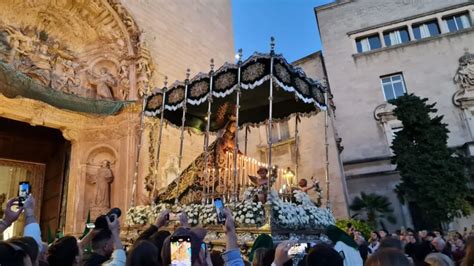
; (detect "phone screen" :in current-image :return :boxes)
[288,243,308,256]
[19,182,30,198]
[214,198,225,224]
[170,236,192,266]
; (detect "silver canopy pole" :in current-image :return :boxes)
[233,49,243,203]
[153,77,168,195]
[131,95,147,207]
[267,37,275,181]
[176,69,190,204]
[204,59,214,203]
[295,114,300,180]
[323,92,330,208]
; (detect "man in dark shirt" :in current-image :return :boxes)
[83,229,114,266]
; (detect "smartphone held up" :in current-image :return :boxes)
[214,198,226,224]
[18,181,31,207]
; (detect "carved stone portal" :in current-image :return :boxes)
[0,0,154,100]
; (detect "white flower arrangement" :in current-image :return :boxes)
[270,189,335,230]
[125,205,153,226]
[126,188,334,230]
[233,200,264,226]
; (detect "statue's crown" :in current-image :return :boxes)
[459,51,474,63]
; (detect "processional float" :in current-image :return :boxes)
[134,38,330,207]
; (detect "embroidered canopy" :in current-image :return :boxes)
[144,52,327,132]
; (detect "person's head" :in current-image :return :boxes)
[419,230,428,240]
[7,237,39,266]
[426,232,437,242]
[149,230,171,265]
[91,229,113,257]
[298,179,308,188]
[432,237,446,252]
[379,236,403,251]
[210,250,224,266]
[379,229,388,239]
[257,167,268,178]
[252,248,269,266]
[370,231,381,241]
[261,248,276,266]
[424,252,454,266]
[306,244,343,266]
[406,231,416,243]
[365,248,411,266]
[453,232,463,241]
[249,234,273,262]
[354,233,366,245]
[126,240,158,266]
[0,241,32,266]
[47,236,81,266]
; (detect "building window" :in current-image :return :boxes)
[443,13,471,32]
[380,74,407,101]
[269,121,290,143]
[356,34,382,53]
[412,20,440,40]
[383,27,410,46]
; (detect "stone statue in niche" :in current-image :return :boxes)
[454,51,474,90]
[87,160,114,215]
[88,68,117,100]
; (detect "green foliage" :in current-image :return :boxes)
[336,219,373,239]
[390,94,472,228]
[349,192,396,229]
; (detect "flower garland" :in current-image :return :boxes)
[126,187,334,229]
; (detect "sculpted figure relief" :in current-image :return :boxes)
[88,67,117,100]
[87,160,114,209]
[454,52,474,90]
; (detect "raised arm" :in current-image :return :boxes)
[221,208,244,266]
[0,197,23,234]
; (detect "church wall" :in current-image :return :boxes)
[121,0,235,84]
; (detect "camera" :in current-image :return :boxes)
[94,208,121,230]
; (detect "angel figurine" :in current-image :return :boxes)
[248,166,269,203]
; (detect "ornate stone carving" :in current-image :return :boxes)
[0,0,154,100]
[454,51,474,108]
[374,103,396,123]
[454,52,474,89]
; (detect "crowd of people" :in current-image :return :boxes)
[0,194,473,266]
[347,223,474,266]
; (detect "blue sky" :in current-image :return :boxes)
[232,0,333,63]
